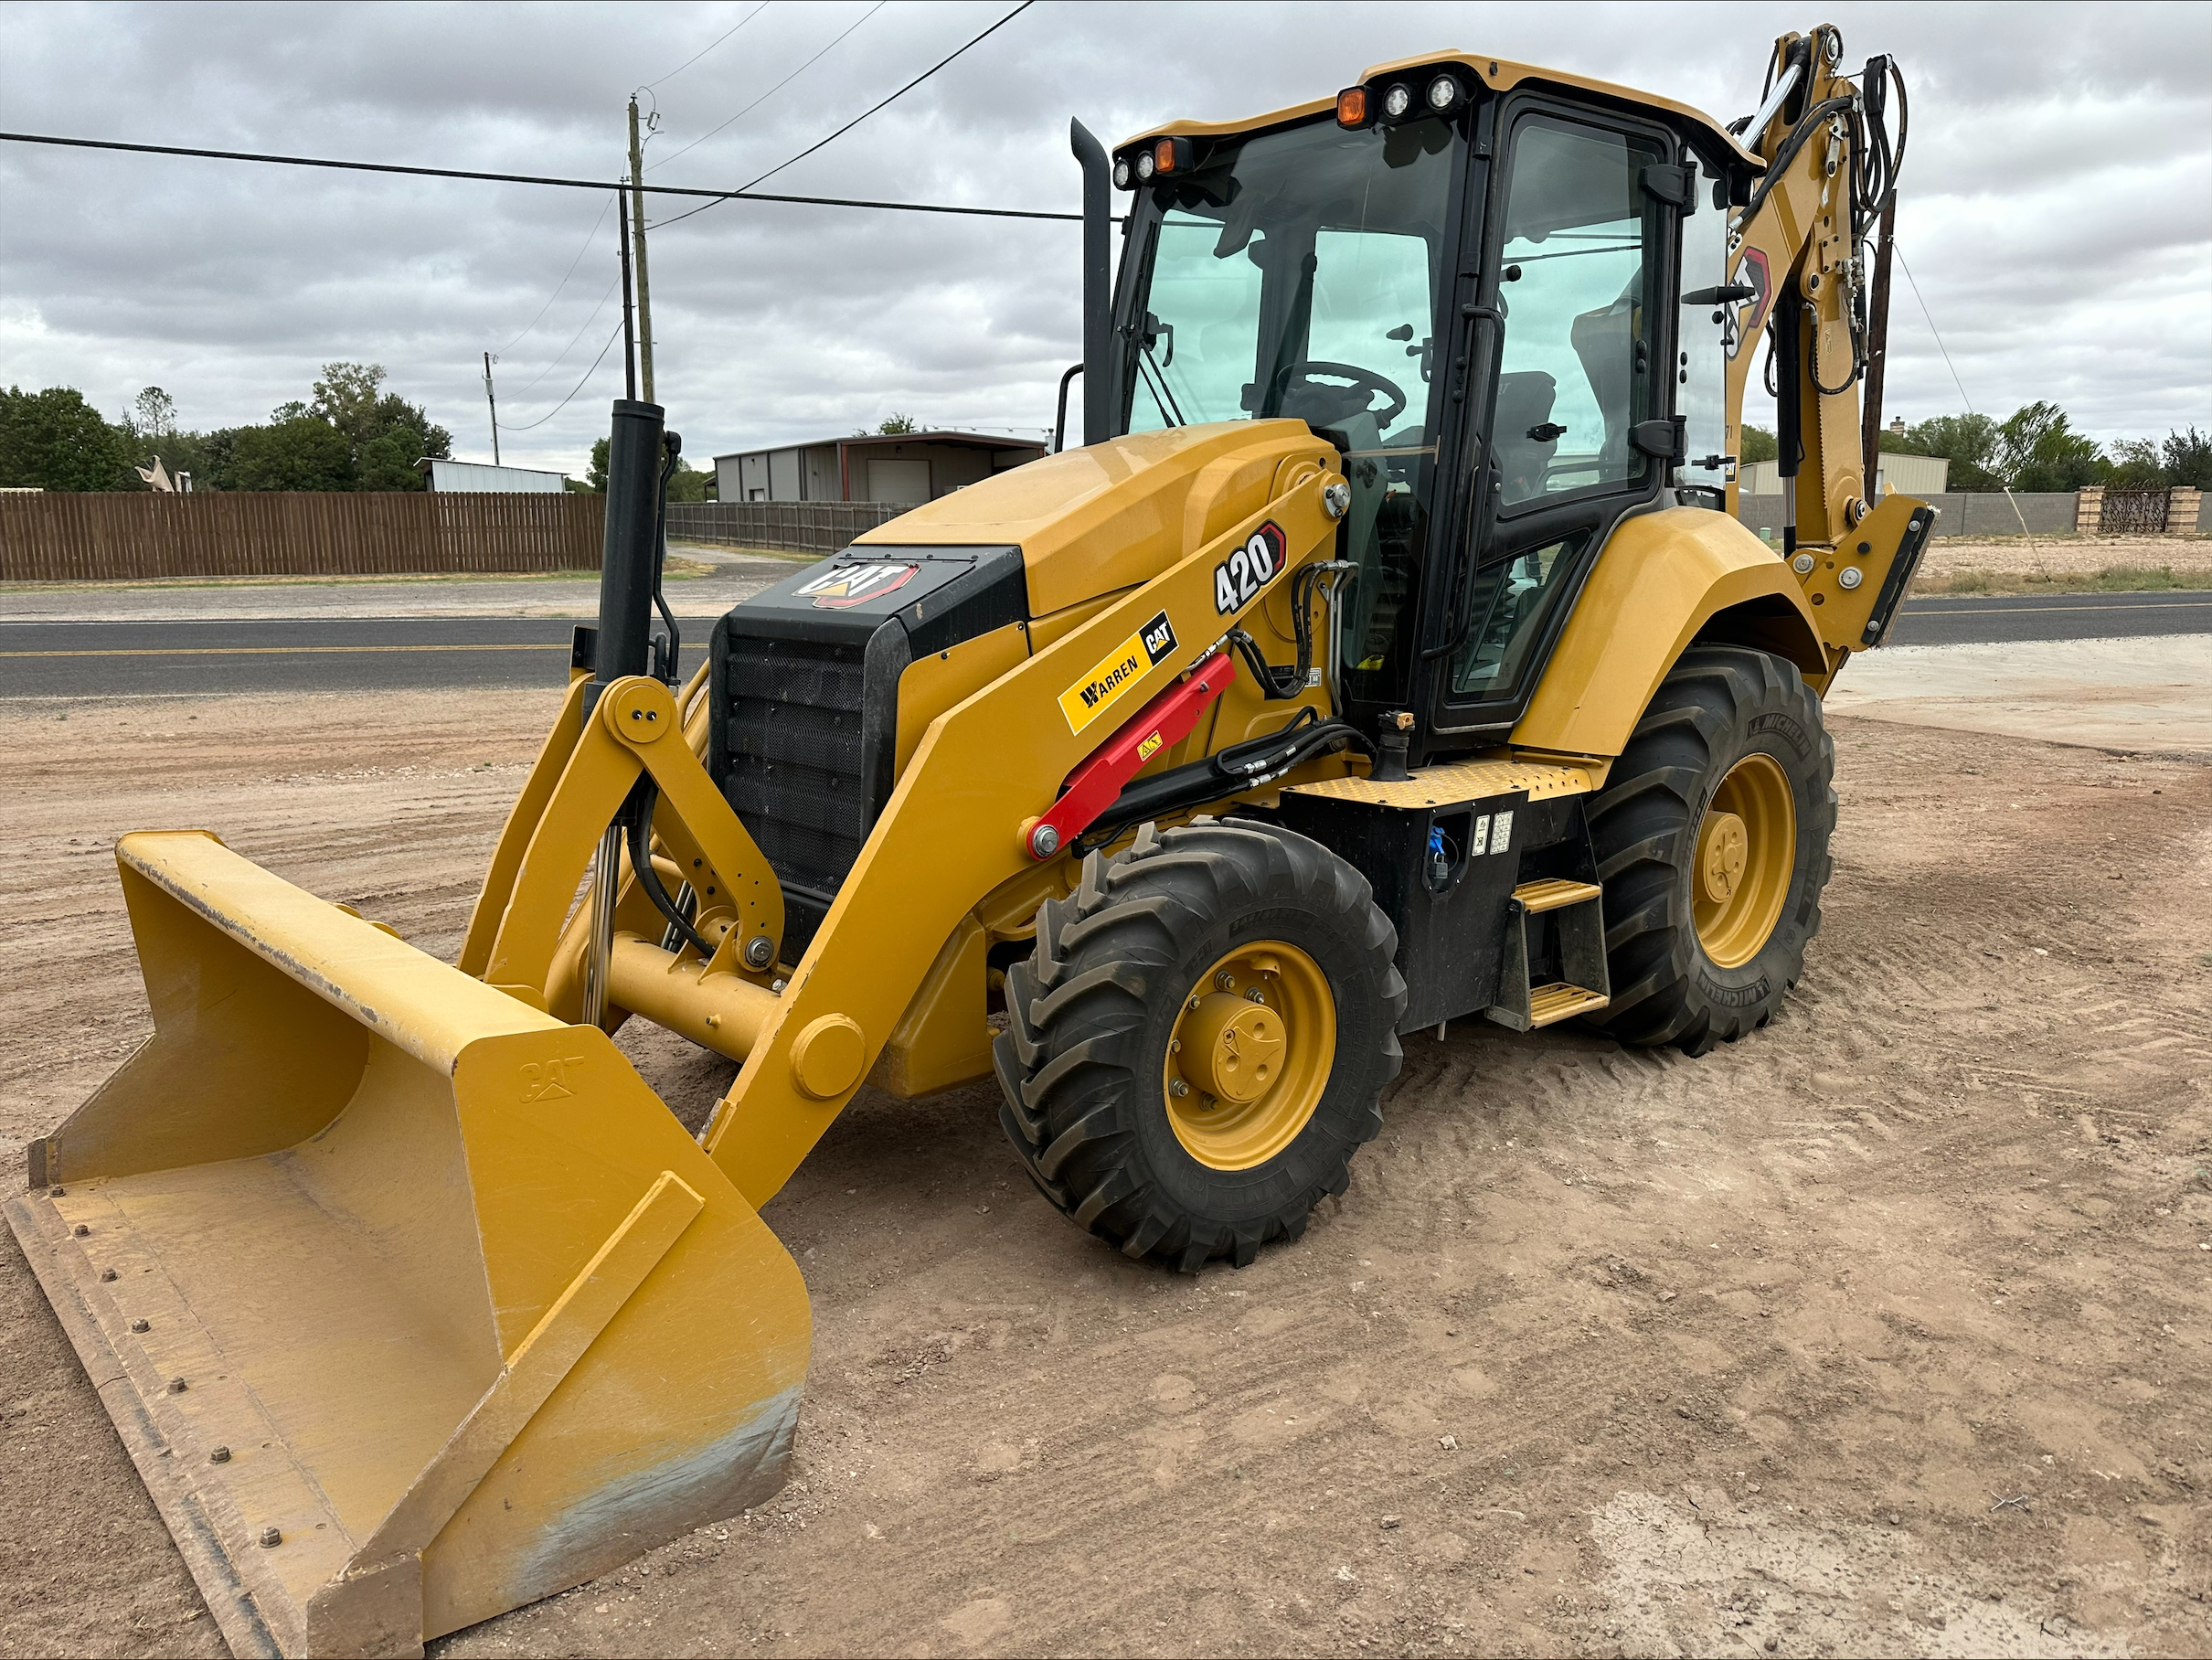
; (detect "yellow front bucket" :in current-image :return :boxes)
[5,830,810,1658]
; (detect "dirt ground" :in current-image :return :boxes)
[1,687,2207,1660]
[1914,535,2212,586]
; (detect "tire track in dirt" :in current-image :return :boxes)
[1,699,2207,1658]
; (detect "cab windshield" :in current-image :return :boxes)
[1122,115,1460,704]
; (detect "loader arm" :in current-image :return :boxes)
[703,449,1343,1202]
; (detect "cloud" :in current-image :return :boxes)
[1,0,2205,476]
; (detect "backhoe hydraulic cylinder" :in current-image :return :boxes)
[592,397,667,713]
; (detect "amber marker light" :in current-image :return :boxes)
[1153,137,1177,176]
[1335,87,1367,127]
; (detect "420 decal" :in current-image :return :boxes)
[1213,522,1289,615]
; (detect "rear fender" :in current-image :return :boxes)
[1511,507,1827,760]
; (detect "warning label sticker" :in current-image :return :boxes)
[1058,610,1177,734]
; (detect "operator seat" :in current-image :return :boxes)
[1494,371,1561,501]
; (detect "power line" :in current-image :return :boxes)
[502,318,628,431]
[0,129,1084,222]
[650,2,886,175]
[1892,240,1974,412]
[751,0,1031,191]
[509,271,623,396]
[496,195,614,355]
[643,1,771,90]
[652,0,1036,234]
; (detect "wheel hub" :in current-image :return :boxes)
[1697,811,1749,903]
[1692,752,1797,969]
[1175,995,1285,1104]
[1162,942,1336,1170]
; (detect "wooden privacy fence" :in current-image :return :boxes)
[0,491,607,582]
[666,500,913,556]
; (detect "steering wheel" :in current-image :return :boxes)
[1269,360,1408,429]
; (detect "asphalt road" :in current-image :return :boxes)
[0,617,692,697]
[0,590,2204,698]
[1879,589,2212,647]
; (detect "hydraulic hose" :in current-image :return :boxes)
[626,782,717,961]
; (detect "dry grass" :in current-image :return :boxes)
[1912,562,2204,597]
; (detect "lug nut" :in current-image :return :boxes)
[209,1446,231,1464]
[129,1318,150,1334]
[258,1527,282,1548]
[1246,987,1267,1005]
[1169,1079,1189,1098]
[1216,971,1236,990]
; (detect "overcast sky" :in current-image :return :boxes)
[3,0,2207,476]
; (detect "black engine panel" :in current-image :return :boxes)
[709,545,1026,961]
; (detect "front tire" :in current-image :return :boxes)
[994,820,1405,1272]
[1585,645,1834,1054]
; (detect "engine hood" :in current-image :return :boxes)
[855,420,1329,617]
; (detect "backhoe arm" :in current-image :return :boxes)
[1726,23,1931,663]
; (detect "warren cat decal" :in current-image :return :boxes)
[1213,522,1288,614]
[794,561,920,610]
[1058,610,1179,735]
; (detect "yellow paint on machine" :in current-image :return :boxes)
[1059,627,1154,733]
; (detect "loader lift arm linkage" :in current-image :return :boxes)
[7,24,1929,1657]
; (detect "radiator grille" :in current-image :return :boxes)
[720,633,877,957]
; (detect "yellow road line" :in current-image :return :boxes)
[0,644,568,659]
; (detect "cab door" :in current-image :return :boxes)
[1424,99,1684,740]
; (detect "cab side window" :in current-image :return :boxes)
[1443,111,1669,714]
[1491,117,1667,509]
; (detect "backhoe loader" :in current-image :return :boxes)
[8,25,1925,1656]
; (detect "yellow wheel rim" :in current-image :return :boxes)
[1162,941,1335,1171]
[1693,751,1796,969]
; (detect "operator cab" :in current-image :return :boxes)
[1107,57,1753,760]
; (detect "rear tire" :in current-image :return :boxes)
[994,819,1405,1272]
[1585,645,1834,1054]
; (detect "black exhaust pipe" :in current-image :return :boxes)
[1070,119,1112,448]
[590,397,665,715]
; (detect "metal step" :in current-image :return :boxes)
[1526,981,1611,1027]
[1512,878,1602,913]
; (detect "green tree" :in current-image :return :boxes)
[1994,401,2101,493]
[229,416,355,491]
[581,437,709,498]
[1739,424,1777,464]
[877,412,920,435]
[0,385,135,490]
[130,386,177,442]
[2100,437,2165,490]
[305,362,452,490]
[2163,427,2211,489]
[1884,412,2002,491]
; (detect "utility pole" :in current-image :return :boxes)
[483,351,501,465]
[627,96,656,404]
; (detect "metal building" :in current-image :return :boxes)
[416,459,569,493]
[713,431,1045,505]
